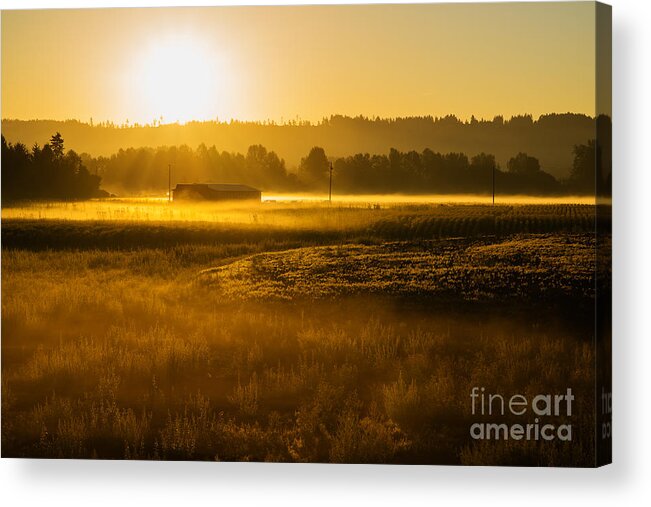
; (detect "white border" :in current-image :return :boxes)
[1,1,650,505]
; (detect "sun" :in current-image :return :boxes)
[134,35,222,124]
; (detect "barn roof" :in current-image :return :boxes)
[175,183,260,192]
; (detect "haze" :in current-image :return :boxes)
[2,2,597,125]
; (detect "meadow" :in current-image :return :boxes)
[1,199,609,465]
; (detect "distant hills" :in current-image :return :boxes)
[1,113,598,179]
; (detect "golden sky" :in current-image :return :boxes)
[1,2,597,124]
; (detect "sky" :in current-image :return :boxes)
[1,2,597,124]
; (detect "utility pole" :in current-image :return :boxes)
[168,164,172,203]
[329,162,333,204]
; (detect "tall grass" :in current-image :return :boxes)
[1,203,603,465]
[2,241,596,464]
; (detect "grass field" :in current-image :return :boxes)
[1,200,609,465]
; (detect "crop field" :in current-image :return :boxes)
[1,200,609,465]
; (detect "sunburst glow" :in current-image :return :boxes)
[133,35,222,124]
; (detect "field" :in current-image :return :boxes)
[1,199,609,465]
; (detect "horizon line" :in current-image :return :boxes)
[1,111,600,128]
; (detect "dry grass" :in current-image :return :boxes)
[1,203,601,465]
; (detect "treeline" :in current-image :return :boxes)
[1,119,611,199]
[328,144,609,196]
[1,113,602,178]
[334,150,560,195]
[2,133,104,201]
[83,144,299,195]
[84,139,609,196]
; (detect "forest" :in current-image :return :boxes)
[1,133,610,200]
[1,133,105,201]
[1,113,609,180]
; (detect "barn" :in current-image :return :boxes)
[172,183,261,202]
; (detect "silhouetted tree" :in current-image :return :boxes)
[502,152,558,194]
[468,153,497,195]
[570,140,597,194]
[50,132,65,159]
[299,147,329,188]
[507,153,541,175]
[1,133,102,200]
[246,145,289,187]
